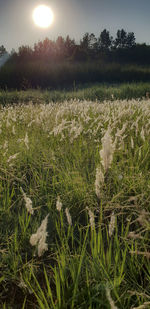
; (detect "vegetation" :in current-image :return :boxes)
[1,28,150,89]
[0,98,150,308]
[0,82,150,106]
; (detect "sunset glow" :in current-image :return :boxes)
[32,5,54,28]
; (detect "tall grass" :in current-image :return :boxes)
[0,82,150,106]
[0,99,150,308]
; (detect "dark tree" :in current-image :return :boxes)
[0,45,7,57]
[55,36,66,59]
[18,45,33,60]
[126,32,136,48]
[64,35,76,57]
[80,33,90,50]
[34,38,56,60]
[80,32,97,50]
[98,29,113,51]
[114,29,127,49]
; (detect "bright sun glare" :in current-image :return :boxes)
[32,5,54,28]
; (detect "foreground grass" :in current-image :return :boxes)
[0,82,150,106]
[0,99,150,308]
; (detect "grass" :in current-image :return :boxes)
[0,98,150,308]
[0,82,150,106]
[1,60,150,89]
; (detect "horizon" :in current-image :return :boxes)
[0,0,150,52]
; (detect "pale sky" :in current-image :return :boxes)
[0,0,150,52]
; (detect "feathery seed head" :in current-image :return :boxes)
[100,128,115,172]
[20,187,34,215]
[106,285,118,309]
[86,207,95,230]
[109,211,116,237]
[30,214,49,257]
[95,165,104,198]
[56,196,62,212]
[65,207,72,226]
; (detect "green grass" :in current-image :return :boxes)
[1,60,150,89]
[0,98,150,308]
[0,82,150,106]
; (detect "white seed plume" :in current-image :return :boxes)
[12,125,16,135]
[56,196,62,212]
[100,128,115,172]
[106,286,118,309]
[140,127,145,141]
[116,123,127,138]
[38,233,48,257]
[24,132,29,149]
[132,302,150,309]
[109,211,116,237]
[7,152,19,163]
[6,118,10,128]
[3,141,8,150]
[20,187,34,215]
[65,207,72,226]
[86,207,95,230]
[30,214,49,257]
[131,136,134,149]
[95,165,104,198]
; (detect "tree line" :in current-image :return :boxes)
[1,28,150,64]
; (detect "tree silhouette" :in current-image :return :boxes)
[64,35,76,57]
[98,29,112,51]
[18,45,33,60]
[114,29,127,49]
[0,45,7,57]
[126,32,136,48]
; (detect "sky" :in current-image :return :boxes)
[0,0,150,52]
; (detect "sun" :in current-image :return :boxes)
[32,5,54,28]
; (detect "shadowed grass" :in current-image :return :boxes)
[0,82,150,106]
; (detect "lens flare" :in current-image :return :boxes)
[33,5,54,28]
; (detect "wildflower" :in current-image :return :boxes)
[100,128,115,172]
[106,285,118,309]
[109,211,115,237]
[86,207,95,230]
[56,196,62,212]
[65,207,72,226]
[30,214,49,257]
[95,165,104,198]
[20,187,34,215]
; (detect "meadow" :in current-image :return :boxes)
[0,96,150,308]
[0,82,150,106]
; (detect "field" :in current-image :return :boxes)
[0,82,150,106]
[0,92,150,308]
[1,60,150,90]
